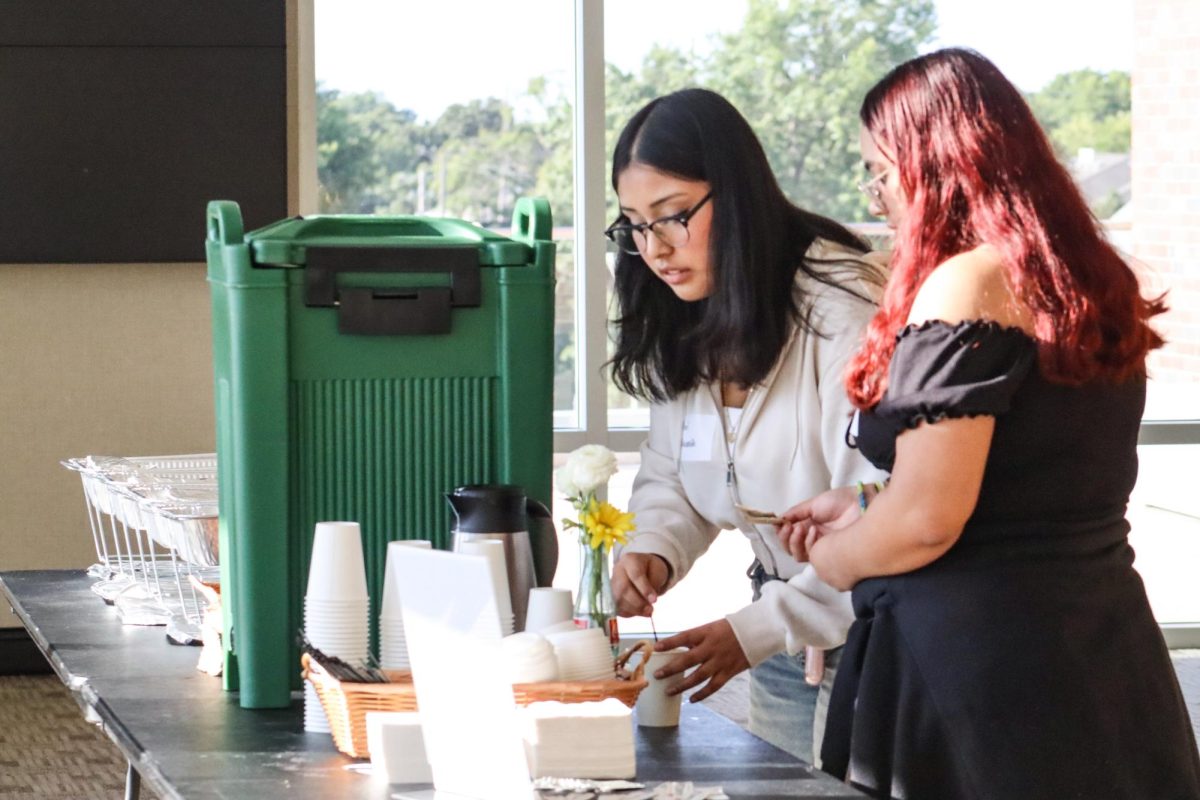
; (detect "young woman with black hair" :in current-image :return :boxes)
[606,87,888,764]
[779,49,1200,798]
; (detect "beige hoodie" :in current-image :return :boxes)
[617,241,889,667]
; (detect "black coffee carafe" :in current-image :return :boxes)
[445,484,558,632]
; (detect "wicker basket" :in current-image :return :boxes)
[302,639,654,759]
[302,656,417,757]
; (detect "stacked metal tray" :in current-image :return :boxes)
[61,454,219,642]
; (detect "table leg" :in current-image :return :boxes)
[124,761,141,800]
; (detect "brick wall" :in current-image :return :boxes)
[1133,0,1200,411]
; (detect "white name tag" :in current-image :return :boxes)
[680,413,717,462]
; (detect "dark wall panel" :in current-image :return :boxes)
[0,1,284,46]
[0,3,287,264]
[0,47,287,263]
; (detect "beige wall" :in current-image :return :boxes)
[0,0,314,631]
[0,263,214,625]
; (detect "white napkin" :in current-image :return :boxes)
[519,699,636,779]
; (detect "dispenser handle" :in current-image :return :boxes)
[526,498,558,587]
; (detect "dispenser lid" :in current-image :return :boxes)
[243,215,534,268]
[447,484,529,533]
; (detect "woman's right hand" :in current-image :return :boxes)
[611,552,670,617]
[777,486,863,562]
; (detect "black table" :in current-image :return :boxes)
[1,569,865,799]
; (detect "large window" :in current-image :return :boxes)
[313,0,1198,640]
[313,0,579,426]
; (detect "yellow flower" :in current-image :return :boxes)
[580,498,636,552]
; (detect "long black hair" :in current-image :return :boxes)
[608,87,875,402]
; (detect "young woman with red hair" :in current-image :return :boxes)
[778,49,1200,799]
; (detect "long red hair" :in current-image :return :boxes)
[845,48,1165,409]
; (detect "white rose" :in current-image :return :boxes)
[556,444,618,498]
[554,462,582,499]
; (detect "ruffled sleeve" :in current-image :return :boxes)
[879,319,1037,426]
[855,320,1037,469]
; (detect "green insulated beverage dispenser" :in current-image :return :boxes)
[205,199,555,708]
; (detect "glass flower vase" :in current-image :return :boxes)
[573,542,618,650]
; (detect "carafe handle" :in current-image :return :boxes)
[526,498,558,587]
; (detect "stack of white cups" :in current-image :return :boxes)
[523,587,575,635]
[500,632,559,683]
[457,540,514,636]
[304,521,370,733]
[544,628,615,681]
[378,539,432,671]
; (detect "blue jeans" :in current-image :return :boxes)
[746,561,842,765]
[748,646,840,766]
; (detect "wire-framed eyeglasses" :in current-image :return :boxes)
[856,169,891,202]
[604,192,713,256]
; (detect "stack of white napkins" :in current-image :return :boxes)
[518,699,637,779]
[366,711,433,785]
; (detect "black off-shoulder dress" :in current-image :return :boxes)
[821,320,1200,800]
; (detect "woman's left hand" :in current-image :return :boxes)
[651,619,750,702]
[777,485,860,562]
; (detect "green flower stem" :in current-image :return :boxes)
[586,542,606,629]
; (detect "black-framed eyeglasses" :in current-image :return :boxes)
[604,192,713,256]
[856,169,891,202]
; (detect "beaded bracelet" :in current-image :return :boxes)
[856,480,887,512]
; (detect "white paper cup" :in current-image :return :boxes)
[305,592,369,659]
[546,628,613,681]
[304,601,371,618]
[501,633,559,683]
[306,521,368,601]
[304,606,369,634]
[305,597,371,609]
[380,539,433,619]
[523,587,573,633]
[635,649,687,727]
[378,542,432,671]
[458,540,514,635]
[304,682,332,733]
